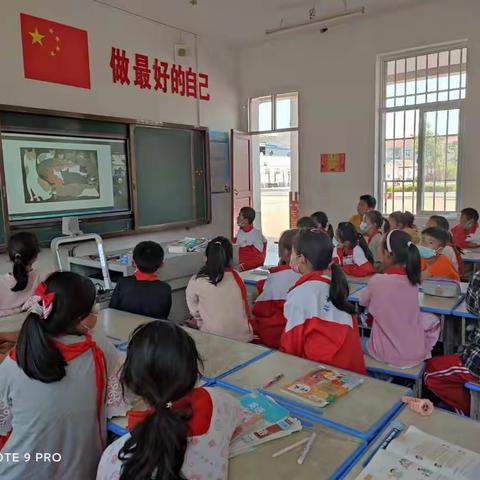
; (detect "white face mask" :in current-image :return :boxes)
[332,237,339,247]
[359,222,369,233]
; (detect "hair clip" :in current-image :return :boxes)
[165,401,173,409]
[407,241,413,247]
[214,241,222,245]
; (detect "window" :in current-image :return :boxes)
[379,45,467,214]
[249,92,298,132]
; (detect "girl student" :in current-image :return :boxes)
[97,321,244,480]
[251,229,301,348]
[332,222,376,277]
[359,230,440,367]
[0,271,126,480]
[388,211,421,244]
[280,229,366,375]
[363,210,389,268]
[310,211,334,238]
[186,236,253,342]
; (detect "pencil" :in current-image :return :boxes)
[297,432,317,465]
[263,374,285,389]
[271,437,309,458]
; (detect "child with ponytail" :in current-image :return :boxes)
[310,211,334,238]
[280,230,366,374]
[97,321,244,480]
[363,211,388,268]
[0,271,126,480]
[333,222,376,277]
[186,237,253,342]
[359,230,440,367]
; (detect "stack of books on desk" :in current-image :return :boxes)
[167,238,209,254]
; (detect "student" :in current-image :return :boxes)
[426,215,464,275]
[363,210,388,268]
[109,241,172,319]
[388,211,420,244]
[349,194,376,232]
[296,216,316,229]
[186,237,253,342]
[388,211,404,230]
[451,207,480,249]
[251,229,301,348]
[97,321,243,480]
[359,230,440,367]
[280,230,366,374]
[333,222,376,277]
[420,227,460,281]
[234,206,267,271]
[310,211,334,238]
[0,272,125,480]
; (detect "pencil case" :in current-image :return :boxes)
[422,277,461,298]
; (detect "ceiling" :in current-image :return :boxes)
[95,0,438,47]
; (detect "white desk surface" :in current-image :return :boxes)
[345,407,480,479]
[98,308,269,379]
[345,274,375,285]
[221,351,406,436]
[462,249,480,263]
[364,355,424,377]
[0,312,25,333]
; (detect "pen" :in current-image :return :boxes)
[297,432,317,465]
[263,374,285,389]
[271,437,309,458]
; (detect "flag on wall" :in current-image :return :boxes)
[20,13,91,89]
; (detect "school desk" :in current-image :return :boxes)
[218,350,408,441]
[465,382,480,421]
[97,308,271,379]
[452,299,478,345]
[0,312,25,333]
[344,406,480,479]
[462,249,480,264]
[344,274,375,286]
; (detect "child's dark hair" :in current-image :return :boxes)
[360,194,377,209]
[403,211,416,228]
[278,229,298,264]
[310,211,334,238]
[337,222,374,264]
[119,321,202,480]
[422,226,450,248]
[15,271,96,383]
[197,236,232,285]
[389,211,405,227]
[239,206,256,224]
[8,232,40,292]
[384,230,421,285]
[296,216,316,229]
[429,215,450,232]
[365,210,388,232]
[293,230,355,315]
[133,241,164,274]
[461,208,479,223]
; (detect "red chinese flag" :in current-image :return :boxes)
[20,13,91,89]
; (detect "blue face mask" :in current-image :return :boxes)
[359,222,368,233]
[418,245,437,259]
[332,238,339,247]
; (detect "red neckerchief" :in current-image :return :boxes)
[269,264,292,274]
[127,388,213,437]
[241,224,254,233]
[367,229,379,245]
[383,266,407,275]
[225,267,253,326]
[335,246,353,265]
[134,271,159,282]
[9,332,107,447]
[290,271,328,292]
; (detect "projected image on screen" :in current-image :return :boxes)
[21,148,101,203]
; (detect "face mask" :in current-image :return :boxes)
[418,245,437,259]
[332,238,339,247]
[359,222,369,233]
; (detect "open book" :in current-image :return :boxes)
[356,425,480,480]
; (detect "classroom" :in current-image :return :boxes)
[0,0,479,479]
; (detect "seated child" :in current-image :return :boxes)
[332,222,376,277]
[251,229,301,348]
[420,227,460,281]
[310,211,334,238]
[360,230,440,367]
[426,215,464,275]
[296,216,316,229]
[280,230,366,374]
[109,241,172,319]
[186,237,253,342]
[451,207,480,249]
[235,206,267,271]
[363,210,388,268]
[0,272,125,480]
[97,321,243,480]
[349,194,376,232]
[388,211,420,244]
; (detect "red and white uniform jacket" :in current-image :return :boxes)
[332,245,375,277]
[280,272,366,375]
[235,225,267,271]
[251,265,301,348]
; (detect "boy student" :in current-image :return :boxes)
[452,207,480,249]
[109,241,172,319]
[235,206,267,271]
[349,194,376,232]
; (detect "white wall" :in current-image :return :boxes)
[0,0,240,273]
[238,0,480,228]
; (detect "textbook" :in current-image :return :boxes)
[356,425,480,480]
[229,391,302,458]
[167,238,209,254]
[281,367,363,407]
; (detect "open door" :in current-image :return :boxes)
[231,130,252,239]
